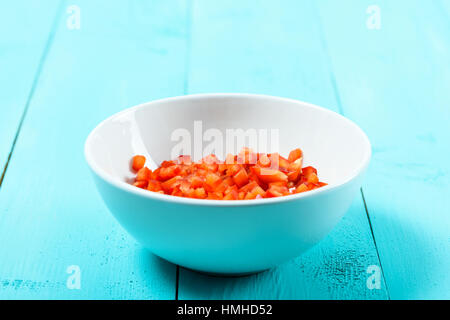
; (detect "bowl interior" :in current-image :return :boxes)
[86,94,370,188]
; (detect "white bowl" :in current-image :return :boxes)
[85,94,371,275]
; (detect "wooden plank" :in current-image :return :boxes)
[178,0,388,300]
[0,0,189,299]
[0,0,62,179]
[316,0,450,299]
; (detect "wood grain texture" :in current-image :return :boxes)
[1,0,447,300]
[0,0,189,299]
[316,0,450,299]
[0,0,62,177]
[178,0,388,300]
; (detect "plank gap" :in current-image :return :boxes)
[360,188,391,299]
[0,0,65,189]
[175,265,180,300]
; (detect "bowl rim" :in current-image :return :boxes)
[84,93,371,207]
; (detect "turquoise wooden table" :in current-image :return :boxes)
[0,0,449,300]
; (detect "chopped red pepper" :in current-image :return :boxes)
[132,155,146,171]
[130,148,326,199]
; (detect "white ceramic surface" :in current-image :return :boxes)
[85,94,371,274]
